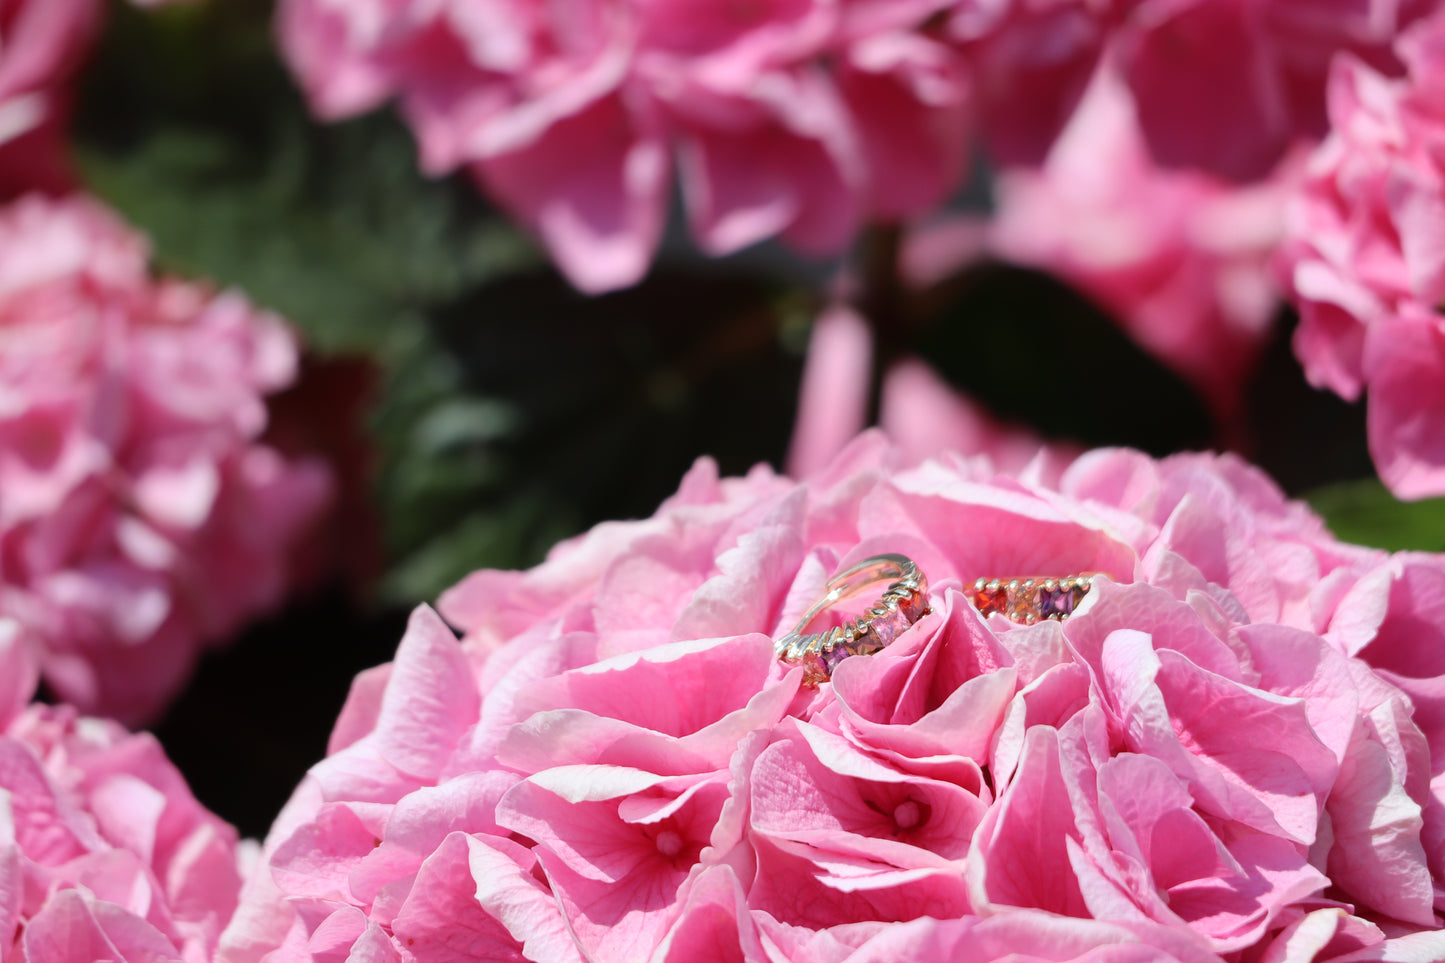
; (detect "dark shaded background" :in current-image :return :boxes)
[67,0,1428,838]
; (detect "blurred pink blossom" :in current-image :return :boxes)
[0,0,104,197]
[948,0,1113,168]
[0,194,330,725]
[274,0,1434,293]
[987,66,1297,426]
[1110,0,1433,182]
[1280,10,1445,498]
[0,621,246,962]
[224,437,1445,961]
[0,0,199,199]
[958,0,1434,181]
[787,305,873,477]
[277,0,971,293]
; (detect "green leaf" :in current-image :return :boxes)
[380,500,578,606]
[915,262,1213,455]
[1306,480,1445,553]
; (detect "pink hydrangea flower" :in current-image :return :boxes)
[988,66,1297,427]
[276,0,970,293]
[1280,11,1445,498]
[0,194,330,725]
[0,620,247,962]
[226,435,1445,961]
[1109,0,1433,182]
[947,0,1114,168]
[956,0,1432,182]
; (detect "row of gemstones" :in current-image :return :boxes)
[970,575,1094,624]
[796,579,930,686]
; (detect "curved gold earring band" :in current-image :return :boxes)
[776,553,930,686]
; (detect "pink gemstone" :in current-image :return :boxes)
[800,651,829,686]
[868,609,909,648]
[1007,584,1040,622]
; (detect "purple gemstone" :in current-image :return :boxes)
[822,645,852,675]
[1039,585,1074,619]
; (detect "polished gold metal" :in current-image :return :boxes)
[776,554,929,685]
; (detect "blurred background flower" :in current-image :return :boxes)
[1279,10,1445,499]
[987,66,1298,436]
[278,0,971,292]
[0,0,104,198]
[0,194,330,725]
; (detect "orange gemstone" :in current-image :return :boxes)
[1007,583,1040,622]
[898,590,928,622]
[972,586,1007,616]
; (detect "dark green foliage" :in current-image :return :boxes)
[1308,481,1445,553]
[915,262,1213,455]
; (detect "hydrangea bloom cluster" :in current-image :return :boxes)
[960,0,1432,181]
[225,435,1445,962]
[0,621,246,961]
[278,0,1433,297]
[277,0,973,293]
[1280,12,1445,500]
[989,67,1295,426]
[0,194,330,725]
[1128,0,1433,180]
